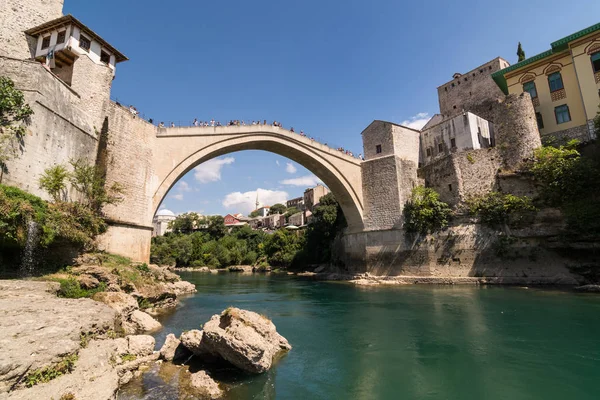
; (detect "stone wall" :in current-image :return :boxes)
[361,156,418,230]
[361,121,396,160]
[418,148,501,207]
[340,219,586,284]
[541,124,591,144]
[0,0,64,60]
[437,57,509,118]
[70,54,115,129]
[0,57,98,198]
[493,93,541,168]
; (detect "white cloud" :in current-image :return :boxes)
[285,162,297,174]
[401,112,432,131]
[194,157,235,183]
[275,160,280,166]
[177,181,191,192]
[280,175,323,187]
[222,188,289,215]
[168,180,192,201]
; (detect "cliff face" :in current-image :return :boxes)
[340,212,595,284]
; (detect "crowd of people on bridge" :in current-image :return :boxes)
[120,100,365,161]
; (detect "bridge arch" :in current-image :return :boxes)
[151,126,365,232]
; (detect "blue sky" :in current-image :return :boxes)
[65,0,599,216]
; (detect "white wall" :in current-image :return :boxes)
[35,24,116,70]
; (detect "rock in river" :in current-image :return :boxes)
[189,370,223,399]
[200,308,291,374]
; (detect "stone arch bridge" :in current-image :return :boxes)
[98,113,366,261]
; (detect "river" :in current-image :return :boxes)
[119,273,600,400]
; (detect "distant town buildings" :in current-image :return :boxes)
[492,22,600,142]
[152,209,176,237]
[303,184,330,213]
[224,214,251,227]
[286,196,305,211]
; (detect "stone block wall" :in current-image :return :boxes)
[0,0,64,60]
[418,148,501,207]
[437,57,509,118]
[361,121,395,160]
[361,155,419,230]
[541,124,591,144]
[0,57,98,199]
[493,93,541,169]
[70,54,115,129]
[101,103,157,228]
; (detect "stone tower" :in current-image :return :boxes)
[0,0,64,60]
[360,121,421,230]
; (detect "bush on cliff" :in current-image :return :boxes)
[403,187,452,234]
[0,184,106,250]
[468,192,536,228]
[529,140,600,234]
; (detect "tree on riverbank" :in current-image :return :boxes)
[151,193,348,269]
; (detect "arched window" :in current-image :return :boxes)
[548,72,564,93]
[592,52,600,73]
[523,81,538,99]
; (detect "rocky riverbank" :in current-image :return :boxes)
[0,275,290,399]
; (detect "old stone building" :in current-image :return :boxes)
[492,22,600,142]
[420,111,494,166]
[303,184,330,212]
[437,57,510,119]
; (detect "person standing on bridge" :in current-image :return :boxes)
[210,119,215,127]
[193,118,199,127]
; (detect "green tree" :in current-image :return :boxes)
[300,192,347,265]
[403,186,452,234]
[39,165,69,202]
[248,210,260,218]
[0,76,34,182]
[69,159,123,213]
[269,203,287,215]
[205,215,226,239]
[517,42,526,62]
[169,212,201,234]
[284,207,300,222]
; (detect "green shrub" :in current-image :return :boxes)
[56,278,106,299]
[403,186,453,234]
[136,263,150,273]
[468,192,536,228]
[38,165,69,202]
[121,353,137,362]
[529,140,600,233]
[25,354,78,387]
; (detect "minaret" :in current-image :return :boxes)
[255,191,260,210]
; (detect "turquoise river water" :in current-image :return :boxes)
[119,273,600,400]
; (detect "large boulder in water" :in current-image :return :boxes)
[180,329,207,356]
[201,308,291,373]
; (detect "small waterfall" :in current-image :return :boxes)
[20,220,41,277]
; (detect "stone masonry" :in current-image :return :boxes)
[0,0,64,60]
[437,57,509,118]
[361,121,420,230]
